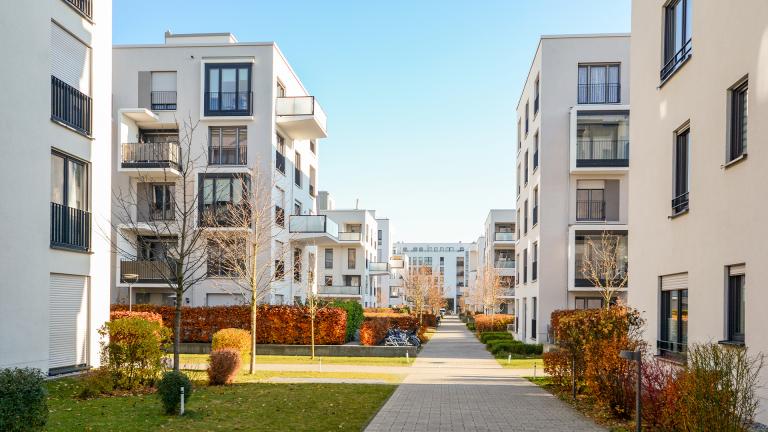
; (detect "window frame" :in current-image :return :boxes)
[661,0,693,82]
[203,63,252,116]
[672,126,690,216]
[727,78,748,165]
[324,248,333,269]
[347,248,357,270]
[208,126,247,165]
[726,269,745,344]
[198,173,250,226]
[659,287,688,360]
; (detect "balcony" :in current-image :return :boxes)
[151,91,177,111]
[390,257,405,269]
[289,215,341,245]
[50,202,91,251]
[51,76,92,136]
[494,232,515,242]
[120,260,176,283]
[495,260,516,269]
[338,232,362,242]
[121,142,180,170]
[576,200,606,222]
[318,285,361,296]
[204,91,252,117]
[576,139,629,168]
[369,262,389,274]
[276,96,328,139]
[577,83,621,104]
[63,0,92,18]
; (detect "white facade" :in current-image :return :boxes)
[0,0,112,374]
[111,32,326,307]
[393,242,472,313]
[514,35,631,343]
[628,0,768,423]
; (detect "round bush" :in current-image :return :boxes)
[211,328,251,355]
[157,371,192,415]
[208,349,241,385]
[99,317,171,390]
[0,368,47,432]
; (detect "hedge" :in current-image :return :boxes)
[359,317,389,346]
[480,332,514,344]
[330,300,364,342]
[110,304,347,345]
[109,310,163,325]
[474,314,514,332]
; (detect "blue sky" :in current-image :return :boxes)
[114,0,631,243]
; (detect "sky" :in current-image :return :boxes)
[113,0,631,243]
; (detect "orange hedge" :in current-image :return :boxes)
[363,312,419,332]
[360,317,389,346]
[109,310,163,325]
[474,314,514,332]
[111,304,346,345]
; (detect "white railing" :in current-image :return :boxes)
[276,96,327,131]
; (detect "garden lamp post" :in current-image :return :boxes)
[620,348,642,432]
[123,273,139,311]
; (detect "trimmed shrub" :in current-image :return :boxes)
[77,368,116,399]
[421,313,438,327]
[99,317,171,390]
[360,317,389,346]
[157,371,192,415]
[330,300,364,342]
[208,349,241,385]
[211,328,251,355]
[466,322,476,331]
[110,310,163,325]
[364,312,420,332]
[474,314,514,332]
[0,368,47,432]
[480,332,514,344]
[543,349,574,387]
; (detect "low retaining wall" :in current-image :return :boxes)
[179,342,417,358]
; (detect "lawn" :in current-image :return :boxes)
[181,369,405,384]
[175,354,413,367]
[46,376,396,431]
[495,357,544,369]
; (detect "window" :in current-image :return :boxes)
[575,297,604,310]
[532,187,539,226]
[200,174,249,226]
[50,151,90,250]
[576,189,605,221]
[523,200,529,234]
[207,238,245,277]
[662,0,692,81]
[533,132,539,170]
[309,166,316,197]
[578,64,620,104]
[294,201,302,216]
[524,151,529,185]
[516,164,521,196]
[137,236,172,261]
[310,140,316,154]
[275,134,286,173]
[204,63,251,116]
[209,126,247,165]
[660,284,688,360]
[293,248,302,282]
[726,266,745,344]
[276,81,286,98]
[150,71,177,110]
[274,259,285,280]
[523,249,528,283]
[50,22,92,136]
[294,152,302,187]
[324,275,333,286]
[135,292,151,305]
[728,79,748,162]
[524,101,530,135]
[517,119,522,150]
[324,248,333,269]
[344,275,361,287]
[672,127,690,215]
[274,294,285,305]
[138,183,174,221]
[533,75,540,115]
[575,231,628,287]
[347,248,357,269]
[532,242,538,281]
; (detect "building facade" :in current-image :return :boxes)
[111,32,326,307]
[628,0,768,422]
[482,209,517,313]
[0,0,112,374]
[515,34,631,343]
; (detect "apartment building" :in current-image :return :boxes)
[482,210,517,313]
[290,204,388,307]
[111,32,326,307]
[464,237,484,312]
[393,242,472,313]
[515,34,630,343]
[0,0,112,374]
[628,0,768,422]
[375,218,400,306]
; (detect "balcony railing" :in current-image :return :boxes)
[122,142,180,169]
[51,76,92,136]
[494,232,515,241]
[63,0,91,18]
[151,91,177,111]
[275,151,286,174]
[50,202,91,251]
[657,340,687,362]
[137,206,175,222]
[289,215,339,238]
[318,285,361,296]
[338,232,362,242]
[204,91,252,116]
[672,192,689,215]
[209,143,246,165]
[369,262,389,272]
[275,96,327,130]
[199,204,250,228]
[577,83,621,104]
[120,260,176,283]
[576,200,606,221]
[661,39,692,81]
[495,260,516,269]
[576,139,629,167]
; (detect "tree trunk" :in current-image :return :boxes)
[310,311,315,359]
[250,242,258,374]
[173,296,181,372]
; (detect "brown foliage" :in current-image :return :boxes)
[207,349,241,385]
[109,310,163,325]
[359,317,389,346]
[473,314,514,332]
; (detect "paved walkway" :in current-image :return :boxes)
[365,316,604,432]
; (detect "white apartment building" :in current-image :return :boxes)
[464,239,483,312]
[290,204,389,307]
[515,34,630,343]
[111,32,326,307]
[482,209,517,313]
[0,0,112,374]
[628,0,768,422]
[393,242,472,313]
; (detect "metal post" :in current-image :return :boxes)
[180,386,185,416]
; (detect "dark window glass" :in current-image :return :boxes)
[673,128,690,214]
[660,288,688,359]
[727,273,745,343]
[662,0,692,80]
[729,80,748,161]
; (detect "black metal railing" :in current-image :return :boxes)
[275,151,286,173]
[63,0,92,18]
[657,340,687,362]
[209,143,246,165]
[578,83,621,104]
[532,206,539,226]
[204,91,252,116]
[51,76,92,136]
[50,202,91,251]
[576,139,629,167]
[533,151,539,169]
[661,39,692,81]
[151,91,177,111]
[122,142,180,169]
[672,192,689,215]
[120,260,176,283]
[199,205,250,227]
[576,200,606,221]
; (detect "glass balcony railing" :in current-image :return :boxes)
[289,215,339,238]
[494,260,516,269]
[494,232,515,241]
[369,262,389,272]
[318,285,361,296]
[338,232,362,241]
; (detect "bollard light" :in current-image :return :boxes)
[180,386,185,416]
[620,349,642,432]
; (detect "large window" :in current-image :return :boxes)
[293,248,302,282]
[578,64,620,104]
[138,183,174,221]
[574,231,628,287]
[207,238,245,277]
[200,174,249,226]
[576,111,630,167]
[294,152,302,187]
[50,151,90,250]
[728,79,748,163]
[324,248,333,269]
[151,71,177,111]
[204,63,252,116]
[347,248,357,269]
[576,189,605,221]
[727,266,745,344]
[672,127,690,215]
[660,286,688,360]
[662,0,692,81]
[275,134,286,174]
[209,126,247,165]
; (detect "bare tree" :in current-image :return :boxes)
[113,119,210,371]
[478,264,505,327]
[404,266,439,326]
[426,275,446,315]
[579,230,628,308]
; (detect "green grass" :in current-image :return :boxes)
[495,357,544,369]
[175,354,413,367]
[46,376,396,431]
